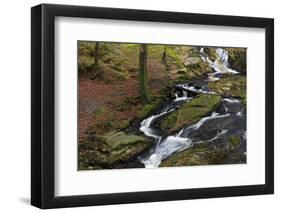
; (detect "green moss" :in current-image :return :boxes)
[102,131,147,149]
[182,59,212,80]
[137,96,163,120]
[160,147,208,167]
[93,106,109,116]
[95,119,113,128]
[91,117,131,133]
[79,132,152,169]
[118,119,131,130]
[159,94,222,133]
[160,145,226,167]
[138,103,157,119]
[78,55,94,74]
[166,47,186,69]
[159,134,243,168]
[208,75,246,99]
[228,136,241,146]
[89,119,114,135]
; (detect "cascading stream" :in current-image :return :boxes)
[139,48,243,168]
[200,48,239,81]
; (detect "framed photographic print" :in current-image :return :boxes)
[31,3,274,209]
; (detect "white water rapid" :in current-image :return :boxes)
[200,48,239,81]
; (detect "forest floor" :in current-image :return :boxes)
[79,77,139,139]
[78,60,170,140]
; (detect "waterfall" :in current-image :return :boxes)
[140,109,174,139]
[141,136,193,168]
[216,48,229,64]
[174,90,191,102]
[200,47,239,81]
[139,91,194,168]
[178,83,216,95]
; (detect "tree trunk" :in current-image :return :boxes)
[138,44,150,103]
[162,46,167,63]
[94,42,99,66]
[162,46,170,75]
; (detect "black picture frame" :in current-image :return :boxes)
[31,3,274,209]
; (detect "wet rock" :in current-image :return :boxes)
[189,115,246,142]
[172,52,213,82]
[186,47,201,57]
[183,56,201,67]
[185,59,213,80]
[157,94,222,133]
[79,131,152,170]
[208,75,246,106]
[160,133,246,167]
[160,145,226,167]
[219,99,244,114]
[102,131,149,148]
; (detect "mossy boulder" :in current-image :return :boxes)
[160,133,244,167]
[208,75,246,105]
[172,56,212,82]
[160,145,226,167]
[170,48,213,82]
[225,48,246,74]
[101,131,148,149]
[157,94,222,133]
[185,60,212,80]
[183,56,202,67]
[79,131,152,170]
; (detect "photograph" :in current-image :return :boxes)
[78,41,247,170]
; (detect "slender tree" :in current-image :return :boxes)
[94,42,99,66]
[161,46,167,63]
[161,46,170,79]
[138,44,150,103]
